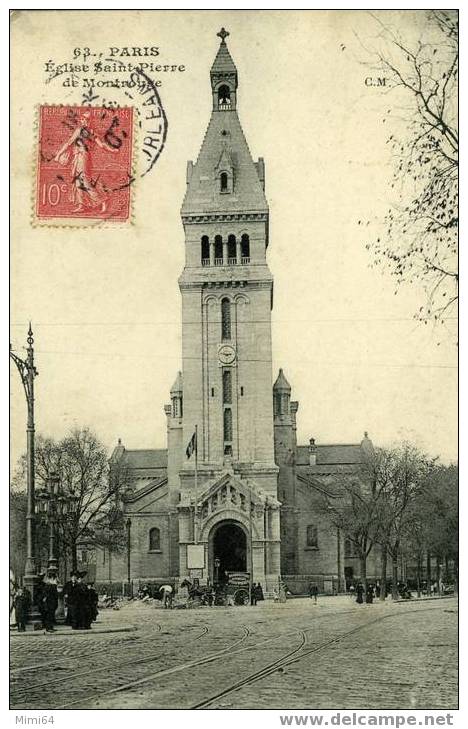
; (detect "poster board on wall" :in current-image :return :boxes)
[187,544,205,570]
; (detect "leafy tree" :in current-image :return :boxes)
[361,10,458,328]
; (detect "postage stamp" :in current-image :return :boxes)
[35,105,134,225]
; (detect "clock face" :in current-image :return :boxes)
[218,344,236,365]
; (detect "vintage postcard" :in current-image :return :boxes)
[9,8,458,720]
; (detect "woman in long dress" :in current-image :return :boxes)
[53,111,118,213]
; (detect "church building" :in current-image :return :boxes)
[95,30,373,595]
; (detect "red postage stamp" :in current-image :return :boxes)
[35,105,134,224]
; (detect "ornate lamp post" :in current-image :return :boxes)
[36,472,79,624]
[126,517,132,596]
[10,324,40,623]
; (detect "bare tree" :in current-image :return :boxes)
[412,462,458,593]
[12,427,132,573]
[318,457,387,589]
[374,444,432,600]
[360,10,458,328]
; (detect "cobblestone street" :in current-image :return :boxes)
[10,596,458,711]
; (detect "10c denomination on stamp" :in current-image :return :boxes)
[35,105,134,225]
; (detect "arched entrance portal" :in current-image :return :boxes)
[211,521,247,583]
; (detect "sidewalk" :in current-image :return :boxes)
[10,608,137,637]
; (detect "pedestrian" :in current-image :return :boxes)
[375,581,381,599]
[64,571,81,628]
[365,583,374,604]
[42,573,59,631]
[309,582,318,604]
[250,585,257,606]
[13,586,30,632]
[255,583,264,601]
[75,572,89,629]
[206,586,215,607]
[63,571,79,626]
[86,583,99,623]
[356,582,364,604]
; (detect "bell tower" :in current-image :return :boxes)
[172,29,280,590]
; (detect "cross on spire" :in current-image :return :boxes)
[217,27,229,42]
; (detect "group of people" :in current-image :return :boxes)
[351,582,377,604]
[63,571,99,630]
[250,583,264,605]
[11,570,99,633]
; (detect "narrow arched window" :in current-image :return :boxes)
[241,234,250,262]
[218,85,231,108]
[221,298,231,340]
[149,527,161,551]
[214,235,223,264]
[223,369,232,404]
[306,525,318,548]
[227,234,236,261]
[223,408,233,442]
[201,235,209,264]
[220,172,228,192]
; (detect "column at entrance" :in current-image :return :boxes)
[264,505,281,593]
[252,541,266,585]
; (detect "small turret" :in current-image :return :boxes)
[170,371,183,418]
[361,431,374,455]
[110,437,125,462]
[273,368,291,418]
[308,437,317,466]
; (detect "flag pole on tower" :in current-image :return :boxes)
[186,426,199,544]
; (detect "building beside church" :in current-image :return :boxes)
[95,30,374,594]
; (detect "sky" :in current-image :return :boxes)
[10,9,458,470]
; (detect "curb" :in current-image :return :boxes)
[10,624,137,637]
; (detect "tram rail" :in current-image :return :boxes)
[10,603,452,710]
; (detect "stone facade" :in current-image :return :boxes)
[95,32,376,594]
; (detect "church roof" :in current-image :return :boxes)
[124,449,168,470]
[296,444,364,466]
[170,371,183,395]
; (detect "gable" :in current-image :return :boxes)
[124,477,169,513]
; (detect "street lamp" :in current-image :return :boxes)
[36,473,79,623]
[10,324,39,624]
[214,557,221,585]
[126,518,132,596]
